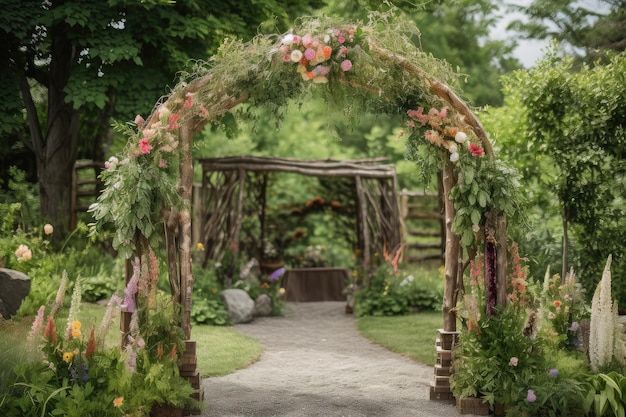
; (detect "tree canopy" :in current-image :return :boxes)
[0,0,324,236]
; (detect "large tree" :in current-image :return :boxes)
[0,0,323,237]
[508,0,626,60]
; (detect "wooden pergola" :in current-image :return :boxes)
[196,156,404,270]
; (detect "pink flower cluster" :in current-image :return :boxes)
[280,27,357,83]
[406,106,485,162]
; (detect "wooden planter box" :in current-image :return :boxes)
[150,404,183,417]
[456,397,490,415]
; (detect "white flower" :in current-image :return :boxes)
[282,33,294,45]
[15,244,32,262]
[290,49,303,62]
[455,131,468,143]
[157,105,171,124]
[450,152,459,162]
[43,224,54,235]
[323,34,330,43]
[400,275,414,287]
[448,143,458,154]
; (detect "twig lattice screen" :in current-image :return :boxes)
[197,156,403,268]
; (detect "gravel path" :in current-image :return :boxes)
[199,301,479,417]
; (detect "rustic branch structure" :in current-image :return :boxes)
[107,16,516,411]
[197,156,403,270]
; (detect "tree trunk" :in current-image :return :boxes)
[38,31,79,238]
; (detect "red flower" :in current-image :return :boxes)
[553,300,562,308]
[166,112,181,131]
[138,138,152,154]
[469,143,484,156]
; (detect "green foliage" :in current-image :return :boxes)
[191,298,230,326]
[505,49,626,307]
[89,120,184,259]
[583,371,626,417]
[452,302,545,407]
[191,264,230,326]
[451,156,524,247]
[0,204,122,316]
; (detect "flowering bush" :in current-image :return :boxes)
[452,245,544,408]
[540,268,588,350]
[1,262,198,417]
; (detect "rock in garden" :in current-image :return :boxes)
[254,293,273,317]
[221,288,255,324]
[0,268,31,319]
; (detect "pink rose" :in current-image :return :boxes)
[340,59,352,71]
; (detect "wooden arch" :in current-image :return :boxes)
[141,36,506,340]
[105,15,511,406]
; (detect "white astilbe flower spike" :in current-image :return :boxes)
[589,255,614,372]
[612,302,626,367]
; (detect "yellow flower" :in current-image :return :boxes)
[279,288,286,295]
[71,328,82,339]
[71,320,81,330]
[113,397,124,407]
[196,242,205,251]
[63,352,74,363]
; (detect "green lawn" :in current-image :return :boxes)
[356,311,443,366]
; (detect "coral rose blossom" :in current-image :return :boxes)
[138,138,152,154]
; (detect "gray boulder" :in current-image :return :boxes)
[0,268,31,319]
[221,289,255,324]
[254,294,273,317]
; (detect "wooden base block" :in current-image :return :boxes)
[429,385,455,404]
[437,329,460,350]
[457,397,490,415]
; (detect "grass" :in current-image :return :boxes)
[192,326,264,377]
[356,311,443,366]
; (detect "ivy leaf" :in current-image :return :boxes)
[478,190,489,208]
[470,209,481,226]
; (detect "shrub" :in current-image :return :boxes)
[354,263,410,317]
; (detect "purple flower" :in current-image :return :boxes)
[527,389,537,402]
[548,369,559,378]
[569,321,580,332]
[304,48,316,61]
[268,267,286,281]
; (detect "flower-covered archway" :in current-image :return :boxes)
[90,11,519,405]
